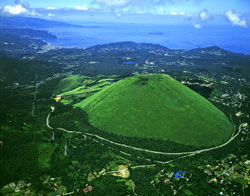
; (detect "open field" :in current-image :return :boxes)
[56,76,116,105]
[54,75,87,94]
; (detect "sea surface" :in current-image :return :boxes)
[45,23,250,54]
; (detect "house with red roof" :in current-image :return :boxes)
[83,186,93,194]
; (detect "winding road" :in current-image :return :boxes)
[46,106,244,160]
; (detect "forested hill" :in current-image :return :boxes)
[0,33,47,58]
[0,16,100,29]
[85,41,171,53]
[36,41,250,76]
[0,58,65,85]
[0,28,57,40]
[0,16,82,29]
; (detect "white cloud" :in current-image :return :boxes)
[170,11,177,15]
[48,13,55,17]
[75,6,88,11]
[95,0,132,7]
[94,0,203,8]
[46,7,58,10]
[179,12,185,15]
[225,10,247,27]
[30,10,40,16]
[3,5,29,15]
[193,23,202,29]
[92,0,205,13]
[137,11,144,14]
[1,3,42,16]
[199,9,209,22]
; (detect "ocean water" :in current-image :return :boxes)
[45,23,250,54]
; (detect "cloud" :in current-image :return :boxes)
[75,6,88,11]
[179,12,185,15]
[94,0,133,8]
[193,23,202,29]
[199,9,209,22]
[2,5,29,15]
[48,13,55,17]
[137,11,144,14]
[46,7,58,10]
[30,10,41,16]
[225,10,247,27]
[14,0,30,9]
[92,0,203,9]
[170,11,177,15]
[1,0,41,16]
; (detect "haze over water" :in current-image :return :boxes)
[46,23,250,54]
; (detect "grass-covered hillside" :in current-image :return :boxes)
[75,74,233,148]
[54,75,86,94]
[55,76,116,105]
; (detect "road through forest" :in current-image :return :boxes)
[46,106,243,165]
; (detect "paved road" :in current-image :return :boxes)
[46,106,243,158]
[84,124,242,155]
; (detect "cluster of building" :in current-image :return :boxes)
[200,153,250,195]
[209,74,250,110]
[151,168,191,195]
[0,176,69,196]
[1,180,31,195]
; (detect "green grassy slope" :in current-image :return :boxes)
[54,75,86,94]
[75,74,233,148]
[60,80,112,96]
[56,77,115,105]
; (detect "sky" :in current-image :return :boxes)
[0,0,249,27]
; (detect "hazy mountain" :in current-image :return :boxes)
[0,16,84,29]
[0,28,57,40]
[0,33,47,58]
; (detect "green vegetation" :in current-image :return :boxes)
[54,75,87,94]
[0,130,41,187]
[59,80,111,96]
[0,70,249,196]
[75,74,233,148]
[38,143,57,171]
[0,57,63,85]
[56,76,115,105]
[0,78,61,189]
[183,189,194,195]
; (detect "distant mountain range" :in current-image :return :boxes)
[0,16,100,29]
[86,41,171,53]
[86,41,234,55]
[0,28,57,40]
[0,23,250,85]
[28,40,249,76]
